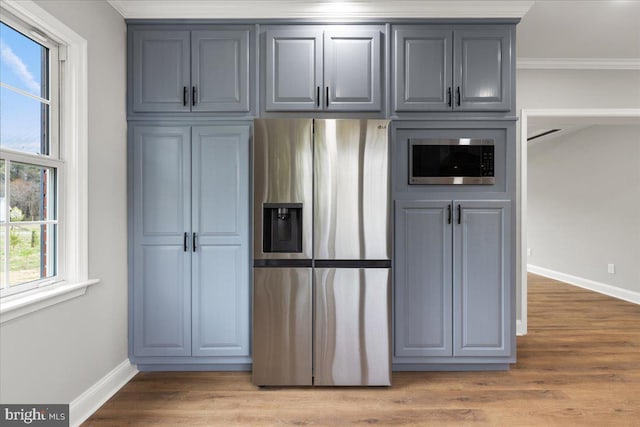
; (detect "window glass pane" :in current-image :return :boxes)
[9,162,55,222]
[0,22,47,99]
[8,223,56,286]
[0,159,5,223]
[0,86,49,155]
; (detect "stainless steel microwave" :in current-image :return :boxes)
[409,138,495,185]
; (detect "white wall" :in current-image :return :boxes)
[527,125,640,293]
[0,1,127,403]
[517,69,640,110]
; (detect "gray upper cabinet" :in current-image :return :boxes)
[324,28,382,111]
[393,25,512,113]
[130,27,252,114]
[394,199,512,362]
[265,28,323,111]
[130,124,250,362]
[393,28,452,112]
[264,25,383,112]
[191,30,250,112]
[132,31,191,113]
[454,28,511,112]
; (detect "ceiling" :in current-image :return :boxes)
[517,1,640,59]
[107,0,534,20]
[107,0,640,61]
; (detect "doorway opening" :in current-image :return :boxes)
[518,108,640,335]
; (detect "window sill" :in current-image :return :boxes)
[0,279,100,324]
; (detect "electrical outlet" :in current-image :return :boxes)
[527,248,532,257]
[608,264,615,274]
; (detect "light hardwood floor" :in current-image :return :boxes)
[84,273,640,426]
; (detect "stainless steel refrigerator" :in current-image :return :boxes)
[252,119,391,386]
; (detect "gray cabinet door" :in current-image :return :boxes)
[394,201,453,357]
[324,27,382,111]
[132,126,191,356]
[191,126,250,357]
[453,200,511,356]
[265,28,323,111]
[131,30,191,112]
[453,28,511,112]
[191,30,250,112]
[393,28,452,112]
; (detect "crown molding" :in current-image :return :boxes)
[106,0,533,20]
[517,57,640,70]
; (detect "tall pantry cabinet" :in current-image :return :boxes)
[129,125,250,366]
[128,25,254,369]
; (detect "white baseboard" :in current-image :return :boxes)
[69,359,138,427]
[527,264,640,305]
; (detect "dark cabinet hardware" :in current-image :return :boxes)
[326,87,329,107]
[456,86,461,106]
[447,204,452,224]
[457,204,461,224]
[447,87,452,107]
[183,86,188,106]
[192,86,197,106]
[193,232,197,252]
[316,86,320,107]
[183,232,188,252]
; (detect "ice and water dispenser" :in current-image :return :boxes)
[262,203,303,253]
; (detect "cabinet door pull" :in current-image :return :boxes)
[183,86,188,107]
[316,86,320,107]
[447,204,452,224]
[326,86,329,107]
[183,232,188,252]
[447,87,452,107]
[457,204,462,225]
[193,232,197,252]
[192,86,197,106]
[456,86,461,106]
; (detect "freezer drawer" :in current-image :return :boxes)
[253,268,313,386]
[314,268,391,386]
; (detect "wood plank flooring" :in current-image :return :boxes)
[84,273,640,426]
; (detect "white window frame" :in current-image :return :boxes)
[0,0,98,324]
[1,10,61,297]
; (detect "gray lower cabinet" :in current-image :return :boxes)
[131,124,250,364]
[394,199,512,363]
[395,201,453,357]
[393,25,512,113]
[264,25,383,112]
[130,27,252,113]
